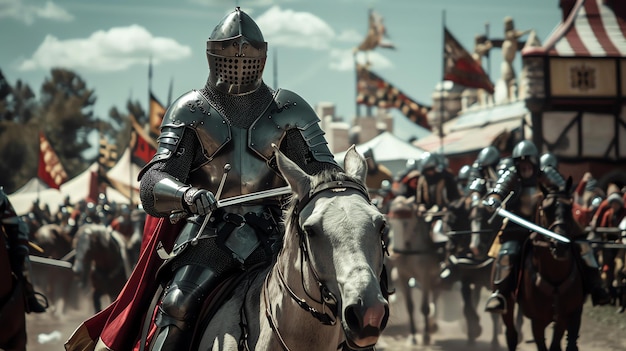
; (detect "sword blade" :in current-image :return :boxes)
[29,255,74,269]
[495,207,571,243]
[216,186,292,209]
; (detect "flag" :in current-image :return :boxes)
[129,114,157,167]
[148,92,166,139]
[356,64,431,130]
[98,135,118,170]
[38,132,68,189]
[354,9,395,52]
[443,27,494,94]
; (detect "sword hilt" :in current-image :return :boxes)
[191,164,231,246]
[488,191,514,225]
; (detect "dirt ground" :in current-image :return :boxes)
[23,284,626,351]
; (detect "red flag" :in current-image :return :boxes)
[443,27,495,94]
[129,114,157,167]
[356,64,431,130]
[148,92,166,140]
[86,170,100,204]
[38,132,68,189]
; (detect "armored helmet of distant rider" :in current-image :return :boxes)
[419,152,439,173]
[474,146,500,178]
[539,152,565,191]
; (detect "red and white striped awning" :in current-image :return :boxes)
[523,0,626,57]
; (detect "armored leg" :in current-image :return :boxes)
[150,264,221,351]
[577,242,610,306]
[485,241,520,314]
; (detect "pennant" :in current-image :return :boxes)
[98,135,118,170]
[356,64,431,130]
[38,132,68,189]
[355,9,395,52]
[129,114,157,167]
[148,92,166,139]
[443,27,494,94]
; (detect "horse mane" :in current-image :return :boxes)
[283,168,365,231]
[535,187,585,238]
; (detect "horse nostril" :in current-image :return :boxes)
[344,300,388,332]
[344,304,361,332]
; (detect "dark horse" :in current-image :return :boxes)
[73,223,138,312]
[443,196,499,348]
[0,227,27,351]
[502,178,585,351]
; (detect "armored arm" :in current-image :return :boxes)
[540,166,566,191]
[483,169,519,211]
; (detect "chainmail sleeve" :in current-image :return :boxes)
[139,131,199,217]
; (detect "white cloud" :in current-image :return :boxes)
[329,49,393,72]
[256,6,335,50]
[18,25,192,72]
[0,0,73,25]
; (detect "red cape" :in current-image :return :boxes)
[65,215,184,351]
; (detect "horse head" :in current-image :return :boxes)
[276,144,390,349]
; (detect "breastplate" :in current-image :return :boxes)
[187,125,286,201]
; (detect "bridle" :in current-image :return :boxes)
[262,179,382,351]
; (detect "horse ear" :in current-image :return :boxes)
[343,145,367,183]
[273,144,312,198]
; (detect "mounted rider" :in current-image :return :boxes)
[415,152,460,213]
[134,8,341,350]
[482,140,610,314]
[1,187,47,314]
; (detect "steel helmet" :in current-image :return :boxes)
[512,140,538,166]
[457,164,471,181]
[475,146,500,169]
[540,152,558,170]
[419,152,438,172]
[207,7,267,95]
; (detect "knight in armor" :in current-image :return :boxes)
[415,152,460,213]
[456,164,472,196]
[1,188,48,313]
[482,140,610,314]
[138,8,340,350]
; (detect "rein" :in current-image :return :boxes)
[263,179,372,351]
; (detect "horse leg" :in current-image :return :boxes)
[549,323,565,351]
[461,280,481,344]
[564,307,582,351]
[501,296,518,351]
[93,290,102,313]
[402,283,418,345]
[421,281,432,345]
[530,320,548,351]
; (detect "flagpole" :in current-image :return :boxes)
[439,9,446,154]
[485,22,491,81]
[354,54,360,118]
[273,48,278,90]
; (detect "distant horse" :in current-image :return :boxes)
[0,226,27,351]
[31,223,75,318]
[443,197,499,348]
[502,179,585,351]
[190,147,389,350]
[73,223,137,312]
[386,196,443,346]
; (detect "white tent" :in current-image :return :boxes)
[12,178,50,195]
[105,147,142,204]
[8,187,64,216]
[59,163,130,205]
[334,131,426,176]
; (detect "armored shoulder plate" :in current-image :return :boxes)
[250,89,335,164]
[468,178,487,196]
[138,90,230,179]
[541,166,566,191]
[490,169,520,200]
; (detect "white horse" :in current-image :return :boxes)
[198,146,390,350]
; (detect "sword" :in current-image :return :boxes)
[494,207,571,243]
[29,255,73,269]
[587,241,626,249]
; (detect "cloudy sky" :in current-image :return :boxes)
[1,0,561,141]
